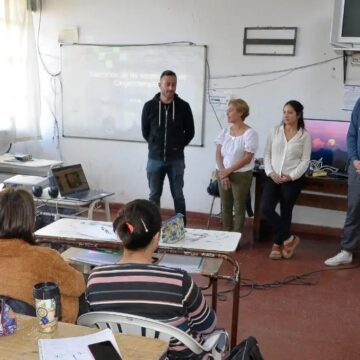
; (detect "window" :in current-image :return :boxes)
[0,0,40,150]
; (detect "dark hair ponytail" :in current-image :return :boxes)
[284,100,305,130]
[113,199,161,250]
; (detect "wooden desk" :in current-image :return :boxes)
[34,219,241,349]
[0,315,167,360]
[253,171,348,241]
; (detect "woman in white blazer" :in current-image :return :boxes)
[262,100,311,260]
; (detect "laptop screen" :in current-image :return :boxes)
[52,164,90,196]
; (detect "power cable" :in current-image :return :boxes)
[211,56,342,80]
[203,263,360,301]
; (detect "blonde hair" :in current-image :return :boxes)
[228,98,250,120]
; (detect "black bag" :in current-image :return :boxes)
[207,178,220,197]
[227,336,264,360]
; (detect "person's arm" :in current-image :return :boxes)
[182,272,216,335]
[264,129,283,184]
[141,102,151,142]
[216,144,231,190]
[183,103,195,146]
[347,99,360,165]
[264,131,275,176]
[47,250,86,298]
[215,144,225,172]
[220,152,253,178]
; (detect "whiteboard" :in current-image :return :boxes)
[61,44,206,145]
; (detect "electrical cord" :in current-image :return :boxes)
[36,0,61,77]
[310,158,339,173]
[5,143,12,153]
[211,56,342,80]
[203,263,360,301]
[206,58,223,129]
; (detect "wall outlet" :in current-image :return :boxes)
[351,52,360,65]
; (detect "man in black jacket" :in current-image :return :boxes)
[141,70,195,224]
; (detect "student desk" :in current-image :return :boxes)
[253,170,348,241]
[0,314,168,360]
[0,154,63,178]
[33,189,112,221]
[34,218,241,349]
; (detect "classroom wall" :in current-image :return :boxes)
[14,0,360,228]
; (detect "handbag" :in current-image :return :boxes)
[207,178,220,197]
[227,336,264,360]
[0,298,17,336]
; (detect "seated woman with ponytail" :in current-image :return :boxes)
[86,199,217,359]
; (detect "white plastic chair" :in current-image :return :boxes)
[77,311,228,359]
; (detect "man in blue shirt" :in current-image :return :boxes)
[325,97,360,266]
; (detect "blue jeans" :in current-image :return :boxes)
[146,159,186,222]
[341,163,360,252]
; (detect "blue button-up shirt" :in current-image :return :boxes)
[347,97,360,162]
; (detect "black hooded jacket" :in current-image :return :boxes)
[141,93,195,161]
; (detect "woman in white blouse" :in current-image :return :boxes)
[215,99,258,232]
[262,100,311,260]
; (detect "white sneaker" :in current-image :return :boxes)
[324,250,353,266]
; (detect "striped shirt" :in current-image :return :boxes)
[86,263,217,358]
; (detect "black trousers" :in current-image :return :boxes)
[261,176,304,245]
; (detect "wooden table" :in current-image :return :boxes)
[0,315,167,360]
[35,219,241,349]
[253,170,348,241]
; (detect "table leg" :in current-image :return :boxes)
[253,173,264,242]
[211,277,218,313]
[230,275,240,349]
[104,200,111,221]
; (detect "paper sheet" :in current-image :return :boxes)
[342,84,360,111]
[38,328,121,360]
[76,221,117,240]
[158,254,203,273]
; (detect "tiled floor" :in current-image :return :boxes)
[193,217,360,360]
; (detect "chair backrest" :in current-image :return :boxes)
[77,311,226,357]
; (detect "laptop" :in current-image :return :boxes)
[51,164,114,202]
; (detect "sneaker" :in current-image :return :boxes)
[324,250,353,266]
[269,244,282,260]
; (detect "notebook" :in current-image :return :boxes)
[51,164,114,202]
[161,213,185,244]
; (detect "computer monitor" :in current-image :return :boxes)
[304,118,350,172]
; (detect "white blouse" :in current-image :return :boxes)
[215,127,259,172]
[264,125,311,180]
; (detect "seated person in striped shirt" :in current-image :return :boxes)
[86,199,218,359]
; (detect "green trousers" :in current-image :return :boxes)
[217,170,253,232]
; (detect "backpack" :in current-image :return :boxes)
[227,336,264,360]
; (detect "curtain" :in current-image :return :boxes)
[0,0,41,149]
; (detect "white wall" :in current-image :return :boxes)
[14,0,360,228]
